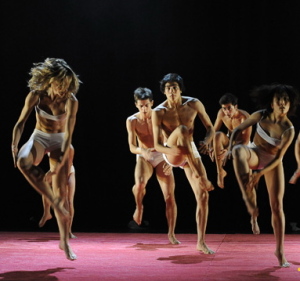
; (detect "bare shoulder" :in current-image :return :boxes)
[127,112,139,122]
[153,102,167,114]
[182,95,199,105]
[217,108,225,117]
[26,90,42,105]
[69,93,78,102]
[182,96,205,112]
[238,108,250,118]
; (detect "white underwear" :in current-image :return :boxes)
[136,151,164,168]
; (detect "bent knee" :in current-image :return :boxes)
[176,125,189,136]
[17,157,32,171]
[215,131,226,142]
[232,145,248,159]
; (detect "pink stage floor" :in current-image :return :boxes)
[0,231,300,280]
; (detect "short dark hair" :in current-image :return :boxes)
[159,73,185,93]
[134,87,153,103]
[219,93,238,106]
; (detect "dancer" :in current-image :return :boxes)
[209,93,252,189]
[11,58,81,260]
[152,73,215,254]
[39,146,76,239]
[126,87,179,244]
[224,83,299,267]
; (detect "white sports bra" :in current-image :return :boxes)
[256,122,294,147]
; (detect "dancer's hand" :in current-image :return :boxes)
[198,141,209,154]
[222,150,232,166]
[44,170,54,184]
[142,148,156,161]
[163,162,173,176]
[12,145,18,167]
[247,172,261,191]
[217,149,227,161]
[208,147,214,162]
[289,168,300,184]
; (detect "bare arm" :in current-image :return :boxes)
[152,108,170,154]
[53,95,78,174]
[126,116,140,154]
[213,109,225,132]
[228,111,261,152]
[289,132,300,184]
[11,91,39,167]
[126,115,154,161]
[195,100,215,153]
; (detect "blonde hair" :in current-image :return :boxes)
[28,58,81,97]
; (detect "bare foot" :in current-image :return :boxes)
[197,243,215,254]
[168,234,181,245]
[250,216,260,235]
[133,206,143,225]
[59,242,77,261]
[39,213,52,227]
[200,177,215,191]
[69,232,77,239]
[217,169,227,189]
[274,250,290,267]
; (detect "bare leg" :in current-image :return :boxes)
[232,146,259,234]
[213,132,228,188]
[166,196,180,245]
[39,195,52,227]
[17,164,69,218]
[217,168,227,189]
[184,166,214,254]
[132,184,146,225]
[265,166,289,267]
[250,216,260,235]
[67,171,76,238]
[56,209,77,260]
[195,190,214,254]
[166,125,214,191]
[156,162,180,245]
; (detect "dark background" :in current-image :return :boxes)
[1,0,300,235]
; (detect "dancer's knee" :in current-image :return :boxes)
[232,145,246,159]
[16,157,31,171]
[177,125,189,136]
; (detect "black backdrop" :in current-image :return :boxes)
[2,0,300,234]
